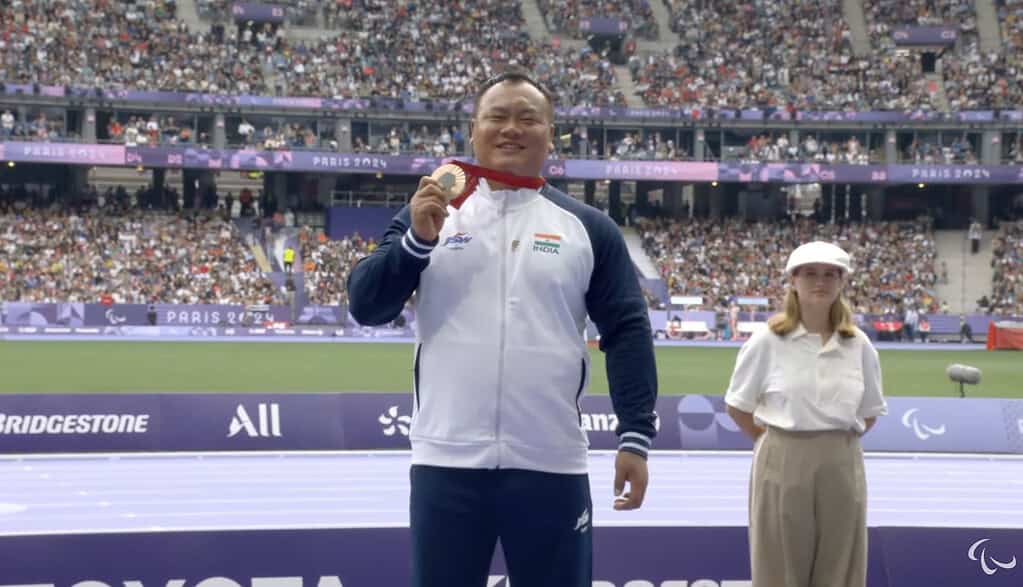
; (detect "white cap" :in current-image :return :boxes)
[785,241,852,275]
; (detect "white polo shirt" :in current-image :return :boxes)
[724,324,888,433]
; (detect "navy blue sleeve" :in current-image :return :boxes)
[541,188,658,459]
[346,205,436,326]
[583,212,658,458]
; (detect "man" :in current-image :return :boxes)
[959,314,975,343]
[903,304,918,342]
[283,245,295,274]
[347,70,657,587]
[969,219,982,254]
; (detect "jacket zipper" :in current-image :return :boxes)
[413,342,422,410]
[575,358,587,425]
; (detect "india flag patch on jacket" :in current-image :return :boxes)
[533,233,562,254]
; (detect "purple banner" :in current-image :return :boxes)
[1,302,60,326]
[125,146,296,171]
[332,394,671,451]
[878,528,1022,586]
[2,83,34,95]
[890,164,1023,183]
[39,85,65,97]
[2,303,288,328]
[2,393,1019,455]
[1,303,1010,339]
[156,304,289,326]
[295,304,344,325]
[2,526,1021,586]
[0,142,125,165]
[717,162,881,184]
[584,160,718,181]
[717,162,1023,184]
[0,147,951,184]
[0,395,159,453]
[84,304,151,327]
[0,83,64,96]
[162,394,345,450]
[795,110,996,122]
[0,143,990,183]
[676,395,1023,453]
[0,394,343,453]
[0,528,753,586]
[232,2,285,23]
[893,26,958,46]
[186,92,329,109]
[579,17,628,35]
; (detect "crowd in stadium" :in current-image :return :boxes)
[906,137,980,164]
[601,131,688,160]
[637,216,943,316]
[0,194,1012,323]
[0,204,285,305]
[0,110,66,141]
[230,119,323,150]
[1,0,1020,112]
[298,227,374,306]
[539,0,658,40]
[862,0,1023,111]
[348,126,467,157]
[742,134,874,164]
[647,0,934,110]
[105,115,203,147]
[991,219,1023,315]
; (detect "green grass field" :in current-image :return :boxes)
[1,341,1020,398]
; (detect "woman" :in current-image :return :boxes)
[725,241,888,587]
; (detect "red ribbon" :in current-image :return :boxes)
[446,161,546,209]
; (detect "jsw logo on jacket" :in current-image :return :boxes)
[348,180,657,474]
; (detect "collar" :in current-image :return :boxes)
[472,178,542,212]
[789,323,843,352]
[789,323,810,340]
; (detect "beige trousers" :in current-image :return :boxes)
[749,427,868,587]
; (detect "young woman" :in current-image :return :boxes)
[725,241,888,586]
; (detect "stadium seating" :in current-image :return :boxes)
[299,227,375,306]
[637,216,943,315]
[991,219,1023,315]
[537,0,658,39]
[0,0,1015,110]
[0,206,285,305]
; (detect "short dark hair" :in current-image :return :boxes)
[473,67,556,122]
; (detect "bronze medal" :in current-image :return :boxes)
[430,164,467,202]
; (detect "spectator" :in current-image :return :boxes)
[959,314,975,343]
[0,204,285,305]
[968,219,983,254]
[636,216,943,315]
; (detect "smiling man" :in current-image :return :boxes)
[347,69,658,587]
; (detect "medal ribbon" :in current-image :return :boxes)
[447,160,546,209]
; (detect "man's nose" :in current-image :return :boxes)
[499,121,524,136]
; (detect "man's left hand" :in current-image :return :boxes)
[613,450,648,511]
